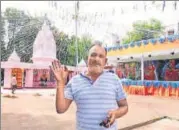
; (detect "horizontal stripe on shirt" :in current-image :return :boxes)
[64,71,126,130]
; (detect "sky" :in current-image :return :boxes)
[1,1,179,46]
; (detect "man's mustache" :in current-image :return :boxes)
[90,61,101,66]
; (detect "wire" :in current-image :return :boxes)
[1,30,40,59]
[2,29,71,63]
[0,20,43,34]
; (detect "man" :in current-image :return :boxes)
[162,60,176,80]
[116,63,124,79]
[164,60,178,81]
[40,73,48,87]
[11,74,17,94]
[144,63,155,80]
[50,41,128,130]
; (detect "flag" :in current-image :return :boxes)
[121,8,124,14]
[77,1,79,10]
[162,0,166,12]
[144,2,147,11]
[112,8,115,16]
[174,1,177,10]
[111,33,120,45]
[54,1,57,10]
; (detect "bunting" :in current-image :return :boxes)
[45,1,179,42]
[106,34,179,52]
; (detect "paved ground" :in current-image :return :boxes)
[1,89,179,130]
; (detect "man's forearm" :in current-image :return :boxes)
[114,105,128,119]
[56,83,67,113]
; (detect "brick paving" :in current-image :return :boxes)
[1,91,179,130]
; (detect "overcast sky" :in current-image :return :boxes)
[1,1,179,46]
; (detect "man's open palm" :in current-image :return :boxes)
[50,60,69,85]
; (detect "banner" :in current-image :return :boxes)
[116,58,179,81]
[116,62,141,80]
[144,59,179,81]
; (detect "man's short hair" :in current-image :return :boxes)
[89,40,107,55]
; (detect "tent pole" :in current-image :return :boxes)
[141,54,144,81]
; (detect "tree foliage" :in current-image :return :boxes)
[122,18,164,44]
[1,7,92,66]
[1,16,6,61]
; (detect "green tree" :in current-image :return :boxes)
[51,27,92,66]
[67,35,92,66]
[54,31,71,65]
[0,16,6,61]
[2,7,48,62]
[2,7,92,66]
[4,8,31,40]
[14,18,44,62]
[78,35,92,61]
[122,18,164,44]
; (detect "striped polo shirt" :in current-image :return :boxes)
[64,71,126,130]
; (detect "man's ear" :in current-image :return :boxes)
[84,55,88,66]
[105,58,108,65]
[85,55,88,61]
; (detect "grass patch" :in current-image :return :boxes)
[33,93,42,96]
[3,94,18,98]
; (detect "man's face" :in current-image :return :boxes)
[87,45,107,75]
[169,60,175,67]
[148,64,153,70]
[125,64,129,69]
[118,65,123,69]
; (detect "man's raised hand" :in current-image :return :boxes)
[50,60,69,86]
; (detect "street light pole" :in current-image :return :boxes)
[0,14,2,86]
[75,1,79,66]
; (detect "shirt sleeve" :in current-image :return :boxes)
[114,75,127,101]
[64,79,74,100]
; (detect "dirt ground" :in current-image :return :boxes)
[133,118,179,130]
[1,91,179,130]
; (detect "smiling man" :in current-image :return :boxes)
[50,40,128,130]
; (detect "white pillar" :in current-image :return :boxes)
[25,69,33,87]
[3,68,12,88]
[141,54,144,81]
